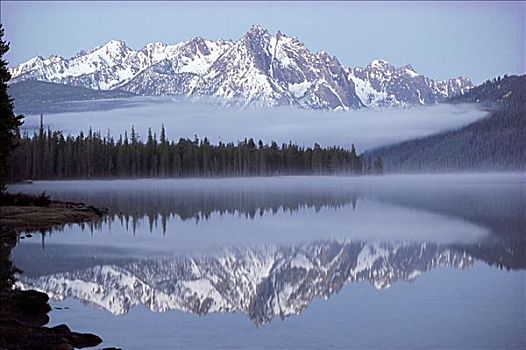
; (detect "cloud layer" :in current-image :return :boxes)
[21,97,488,151]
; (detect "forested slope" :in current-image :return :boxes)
[369,75,526,172]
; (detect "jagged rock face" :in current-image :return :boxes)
[11,40,137,90]
[127,25,363,109]
[9,39,233,91]
[17,241,473,325]
[348,60,473,107]
[9,55,65,78]
[9,25,472,109]
[195,26,298,107]
[123,38,234,96]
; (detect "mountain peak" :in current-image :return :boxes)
[143,41,167,50]
[184,36,211,56]
[249,24,268,32]
[244,24,270,39]
[240,25,273,59]
[28,55,45,64]
[402,64,416,72]
[107,39,126,45]
[401,64,419,77]
[76,39,129,58]
[101,39,128,50]
[369,59,391,69]
[47,54,63,63]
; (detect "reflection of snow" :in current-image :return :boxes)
[17,240,474,324]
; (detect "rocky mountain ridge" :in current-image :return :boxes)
[9,25,472,110]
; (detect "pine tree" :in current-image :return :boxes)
[0,24,24,188]
[373,156,384,175]
[8,124,368,180]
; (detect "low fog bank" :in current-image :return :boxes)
[9,173,525,246]
[20,97,488,151]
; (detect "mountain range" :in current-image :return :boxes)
[9,25,472,110]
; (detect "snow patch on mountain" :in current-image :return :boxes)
[9,25,472,109]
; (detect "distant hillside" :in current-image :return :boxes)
[9,80,135,114]
[369,75,526,172]
[449,75,525,107]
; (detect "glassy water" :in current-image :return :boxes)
[9,173,526,349]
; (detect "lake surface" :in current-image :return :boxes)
[9,173,526,349]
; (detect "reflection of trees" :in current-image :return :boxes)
[452,243,525,270]
[20,178,525,269]
[35,186,363,234]
[369,181,525,238]
[368,182,526,266]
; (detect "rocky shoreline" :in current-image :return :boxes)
[0,196,108,350]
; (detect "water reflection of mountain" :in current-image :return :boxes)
[31,177,523,267]
[18,240,480,325]
[365,179,526,268]
[368,179,525,238]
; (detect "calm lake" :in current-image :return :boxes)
[8,173,526,349]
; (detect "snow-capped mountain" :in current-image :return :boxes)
[9,25,472,109]
[9,54,65,77]
[9,38,233,91]
[18,240,473,325]
[348,60,473,107]
[189,26,363,109]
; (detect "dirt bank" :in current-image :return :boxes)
[0,195,108,349]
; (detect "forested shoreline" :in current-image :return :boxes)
[7,118,383,181]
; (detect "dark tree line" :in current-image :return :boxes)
[7,119,383,181]
[0,24,24,190]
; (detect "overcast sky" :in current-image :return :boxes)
[1,1,524,84]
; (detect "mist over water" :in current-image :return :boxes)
[9,174,525,349]
[9,173,525,255]
[20,97,488,150]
